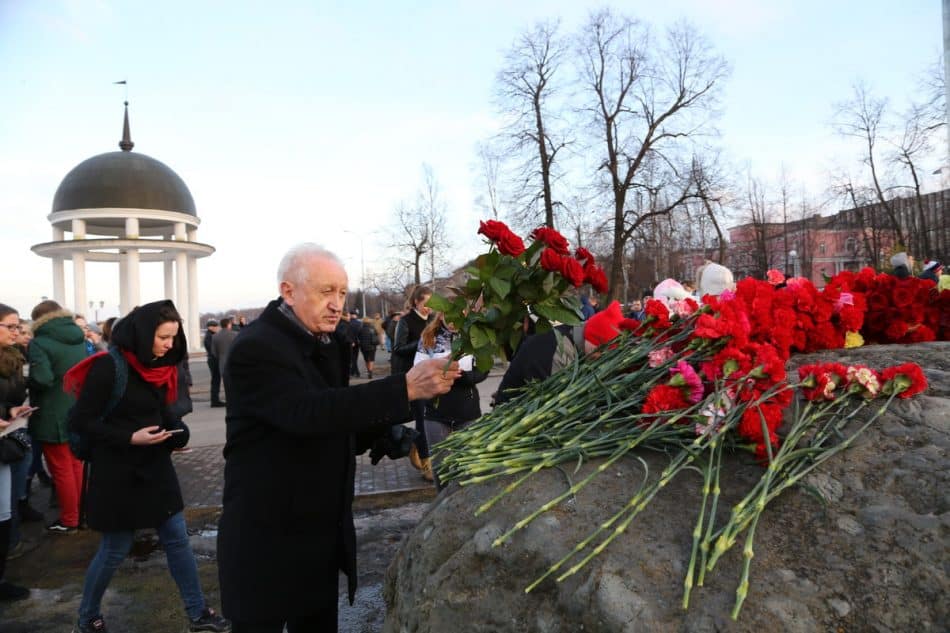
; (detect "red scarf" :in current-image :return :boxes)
[64,350,178,404]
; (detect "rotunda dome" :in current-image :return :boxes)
[52,150,196,216]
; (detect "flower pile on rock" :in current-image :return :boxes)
[436,262,936,619]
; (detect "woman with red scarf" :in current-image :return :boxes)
[65,300,229,633]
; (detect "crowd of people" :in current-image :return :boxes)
[0,245,945,632]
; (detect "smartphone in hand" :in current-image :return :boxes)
[166,429,185,434]
[13,406,39,419]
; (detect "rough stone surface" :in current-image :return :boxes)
[384,343,950,632]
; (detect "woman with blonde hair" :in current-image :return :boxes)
[413,312,487,488]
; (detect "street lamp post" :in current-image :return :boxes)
[344,231,367,317]
[788,250,798,278]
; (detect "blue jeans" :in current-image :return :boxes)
[8,452,31,546]
[78,511,206,623]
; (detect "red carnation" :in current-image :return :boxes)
[530,227,570,255]
[644,299,672,330]
[575,247,593,264]
[559,256,585,287]
[540,248,562,273]
[880,362,927,399]
[737,404,783,443]
[642,384,691,415]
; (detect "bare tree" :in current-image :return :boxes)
[473,141,503,219]
[495,20,570,229]
[417,164,450,286]
[833,82,906,246]
[389,200,431,287]
[691,153,730,263]
[576,11,729,301]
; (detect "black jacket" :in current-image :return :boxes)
[495,324,581,406]
[0,346,27,420]
[391,310,429,375]
[70,300,190,532]
[217,299,413,621]
[358,321,379,352]
[425,368,487,425]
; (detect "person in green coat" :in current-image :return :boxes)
[27,300,88,533]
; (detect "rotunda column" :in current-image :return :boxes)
[173,222,189,324]
[186,228,200,347]
[175,252,189,329]
[73,252,87,316]
[164,258,175,299]
[70,219,87,314]
[52,226,66,305]
[125,218,141,309]
[119,252,129,316]
[126,249,141,310]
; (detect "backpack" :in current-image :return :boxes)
[67,347,128,462]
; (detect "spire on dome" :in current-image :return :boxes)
[119,101,134,152]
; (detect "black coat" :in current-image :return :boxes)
[390,310,428,375]
[70,300,190,532]
[72,355,189,531]
[217,299,413,621]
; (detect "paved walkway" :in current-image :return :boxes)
[175,348,505,506]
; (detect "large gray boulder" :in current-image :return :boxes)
[384,343,950,632]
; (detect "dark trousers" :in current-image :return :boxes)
[411,401,429,459]
[231,604,338,633]
[349,345,360,377]
[208,358,222,404]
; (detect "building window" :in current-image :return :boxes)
[819,243,826,254]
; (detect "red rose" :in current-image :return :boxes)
[584,263,609,294]
[558,256,585,287]
[478,219,510,242]
[497,230,526,257]
[539,248,562,272]
[575,247,593,264]
[530,227,570,255]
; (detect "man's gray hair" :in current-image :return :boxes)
[277,243,344,286]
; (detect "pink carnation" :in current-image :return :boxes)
[648,347,674,368]
[670,361,704,403]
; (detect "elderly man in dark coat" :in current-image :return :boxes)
[217,244,459,633]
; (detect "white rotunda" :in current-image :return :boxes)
[31,103,214,349]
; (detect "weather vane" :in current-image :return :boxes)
[113,79,128,102]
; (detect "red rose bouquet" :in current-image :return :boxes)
[426,220,609,371]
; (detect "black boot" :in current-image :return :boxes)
[0,520,29,601]
[18,499,43,523]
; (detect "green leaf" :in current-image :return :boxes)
[495,262,518,280]
[474,348,495,372]
[489,277,512,299]
[426,293,453,312]
[470,324,489,349]
[532,301,581,325]
[541,271,555,295]
[484,306,502,324]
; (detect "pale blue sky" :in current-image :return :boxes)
[0,0,943,316]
